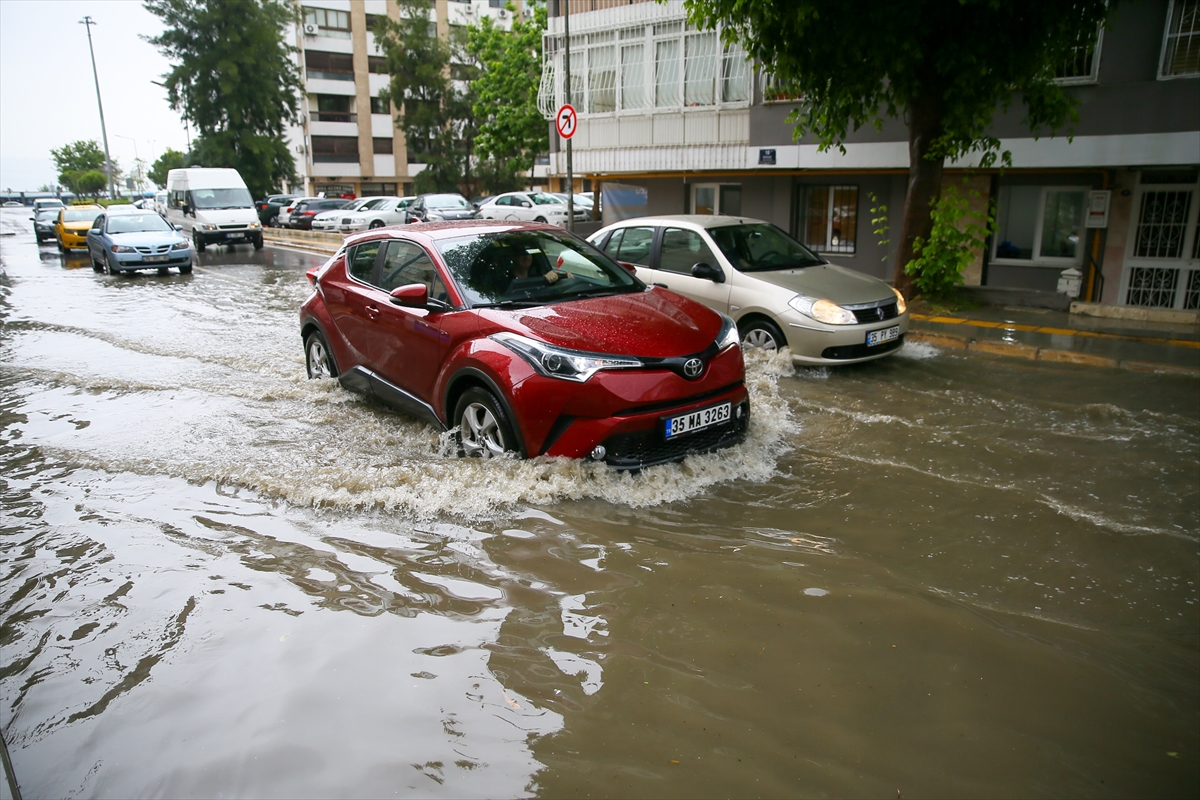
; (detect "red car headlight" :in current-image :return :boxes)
[491,332,642,383]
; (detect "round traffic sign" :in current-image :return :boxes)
[555,104,577,139]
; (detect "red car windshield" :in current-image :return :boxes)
[435,230,643,308]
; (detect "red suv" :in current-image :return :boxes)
[299,221,750,469]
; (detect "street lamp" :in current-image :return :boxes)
[80,16,116,201]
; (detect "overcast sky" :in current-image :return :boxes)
[0,0,192,192]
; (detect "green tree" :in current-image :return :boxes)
[467,3,549,190]
[144,0,301,199]
[50,140,114,194]
[148,148,187,189]
[906,181,995,300]
[684,0,1112,295]
[73,170,109,198]
[376,0,478,195]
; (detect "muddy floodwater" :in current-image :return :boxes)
[1,209,1197,798]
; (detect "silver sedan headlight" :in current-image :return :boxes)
[788,295,857,326]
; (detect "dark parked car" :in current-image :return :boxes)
[299,221,749,469]
[257,193,298,226]
[288,198,349,230]
[404,193,479,224]
[31,208,59,243]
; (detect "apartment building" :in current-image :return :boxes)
[286,0,525,199]
[540,0,1200,309]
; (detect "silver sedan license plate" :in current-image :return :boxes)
[664,402,731,439]
[143,255,169,263]
[866,325,900,347]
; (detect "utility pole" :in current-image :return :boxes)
[80,16,116,201]
[564,0,573,232]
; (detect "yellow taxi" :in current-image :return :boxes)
[55,204,103,251]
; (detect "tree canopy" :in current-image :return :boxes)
[148,148,187,188]
[144,0,302,199]
[467,3,548,185]
[684,0,1113,293]
[51,140,120,196]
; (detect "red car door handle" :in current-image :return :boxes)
[365,304,381,319]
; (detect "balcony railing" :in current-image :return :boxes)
[311,112,358,123]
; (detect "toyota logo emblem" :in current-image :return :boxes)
[683,358,704,378]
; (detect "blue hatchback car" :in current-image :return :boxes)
[86,211,193,275]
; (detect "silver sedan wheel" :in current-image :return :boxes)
[459,402,506,457]
[742,328,780,350]
[306,338,332,378]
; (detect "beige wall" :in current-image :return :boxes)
[1100,170,1137,305]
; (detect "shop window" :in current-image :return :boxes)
[1160,0,1200,78]
[992,186,1087,263]
[304,8,351,39]
[798,185,858,255]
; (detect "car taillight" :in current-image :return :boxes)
[306,266,319,286]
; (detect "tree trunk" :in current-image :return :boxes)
[893,91,946,296]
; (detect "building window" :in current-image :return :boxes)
[992,186,1087,263]
[365,14,387,33]
[1160,0,1200,77]
[1055,24,1104,83]
[305,50,354,81]
[360,183,398,196]
[721,41,750,103]
[798,185,858,255]
[1133,190,1193,258]
[311,136,360,163]
[311,94,355,123]
[370,96,390,114]
[619,41,646,110]
[654,37,681,107]
[683,31,718,106]
[368,56,389,75]
[588,33,616,113]
[373,137,394,155]
[692,183,741,216]
[304,8,351,39]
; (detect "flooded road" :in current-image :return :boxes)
[1,207,1196,798]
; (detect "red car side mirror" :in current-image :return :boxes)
[389,283,428,308]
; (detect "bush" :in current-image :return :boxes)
[905,181,993,300]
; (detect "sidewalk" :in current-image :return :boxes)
[908,304,1200,375]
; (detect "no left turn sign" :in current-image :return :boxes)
[556,104,577,139]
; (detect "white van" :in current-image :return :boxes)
[165,167,262,252]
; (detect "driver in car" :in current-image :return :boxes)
[512,249,572,284]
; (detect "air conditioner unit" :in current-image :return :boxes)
[498,9,507,18]
[463,4,474,14]
[303,23,318,35]
[522,7,534,17]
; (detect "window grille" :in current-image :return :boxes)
[1134,191,1192,258]
[683,31,718,106]
[799,186,858,254]
[1126,266,1180,307]
[1184,270,1200,309]
[1160,0,1200,77]
[1055,24,1103,82]
[620,43,647,109]
[721,41,750,103]
[589,34,616,113]
[655,38,681,107]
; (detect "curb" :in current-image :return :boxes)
[906,331,1200,376]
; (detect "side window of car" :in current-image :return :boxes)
[92,215,105,232]
[379,241,448,300]
[659,228,719,275]
[601,229,623,259]
[348,241,382,283]
[615,226,655,268]
[495,195,511,207]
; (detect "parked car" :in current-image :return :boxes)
[311,196,389,232]
[553,192,595,211]
[86,210,192,275]
[299,221,749,469]
[257,193,298,226]
[288,198,349,230]
[336,196,414,232]
[2,201,23,208]
[404,193,479,224]
[54,205,103,251]
[34,198,65,213]
[154,191,168,216]
[477,191,588,227]
[277,196,317,229]
[589,215,909,365]
[31,208,59,242]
